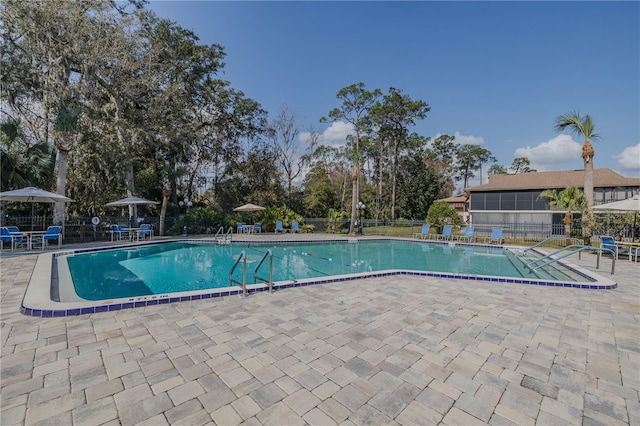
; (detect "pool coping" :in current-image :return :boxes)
[20,238,618,317]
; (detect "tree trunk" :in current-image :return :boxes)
[124,161,136,226]
[53,149,69,227]
[582,140,595,238]
[159,185,171,236]
[349,167,357,235]
[563,210,572,245]
[391,143,399,220]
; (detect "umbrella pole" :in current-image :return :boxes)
[31,203,35,231]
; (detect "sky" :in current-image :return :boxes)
[147,0,640,188]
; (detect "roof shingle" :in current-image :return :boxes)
[467,168,640,192]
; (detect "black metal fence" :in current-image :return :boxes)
[2,216,636,245]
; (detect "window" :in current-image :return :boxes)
[501,192,516,210]
[485,193,500,210]
[470,193,485,210]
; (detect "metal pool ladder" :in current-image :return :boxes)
[229,250,274,297]
[229,251,247,296]
[215,226,233,245]
[254,250,274,293]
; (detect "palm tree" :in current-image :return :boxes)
[539,186,587,243]
[1,119,52,226]
[554,110,599,241]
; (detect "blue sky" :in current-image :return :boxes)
[148,1,640,187]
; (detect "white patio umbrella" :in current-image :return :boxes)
[105,196,160,207]
[106,196,159,227]
[233,203,266,212]
[593,195,640,239]
[0,186,74,230]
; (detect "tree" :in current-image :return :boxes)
[52,102,82,226]
[268,106,317,207]
[1,119,52,225]
[426,134,457,196]
[370,87,430,220]
[488,164,508,176]
[301,164,338,218]
[510,157,536,173]
[396,152,448,220]
[455,144,496,188]
[554,110,599,241]
[322,83,381,235]
[539,186,587,242]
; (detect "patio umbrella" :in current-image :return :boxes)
[106,196,159,227]
[593,195,640,239]
[233,203,266,212]
[0,186,74,230]
[105,196,160,207]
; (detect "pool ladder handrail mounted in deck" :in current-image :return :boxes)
[229,250,274,297]
[521,236,585,256]
[214,226,233,245]
[229,251,248,296]
[523,244,616,275]
[254,250,274,293]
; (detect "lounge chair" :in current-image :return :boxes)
[275,221,288,233]
[30,226,63,249]
[1,226,27,251]
[435,225,453,240]
[413,224,431,239]
[138,224,153,240]
[487,227,504,244]
[455,226,475,242]
[291,221,300,233]
[600,236,634,260]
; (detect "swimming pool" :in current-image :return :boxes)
[21,238,616,317]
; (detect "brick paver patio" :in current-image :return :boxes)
[1,236,638,425]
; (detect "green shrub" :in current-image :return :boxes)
[426,201,462,233]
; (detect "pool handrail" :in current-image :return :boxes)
[522,236,584,254]
[253,250,273,293]
[524,244,616,275]
[214,226,233,245]
[229,251,247,296]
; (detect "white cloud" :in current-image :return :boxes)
[514,134,581,168]
[613,143,640,171]
[452,131,484,145]
[302,121,355,147]
[432,132,485,146]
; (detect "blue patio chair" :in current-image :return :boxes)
[291,221,300,233]
[138,224,153,240]
[488,227,504,244]
[413,224,431,239]
[275,221,288,233]
[600,236,632,260]
[252,223,262,234]
[455,226,475,242]
[236,223,246,234]
[110,224,129,241]
[435,225,453,240]
[30,226,63,249]
[1,226,27,251]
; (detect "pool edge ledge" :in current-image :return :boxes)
[20,242,619,317]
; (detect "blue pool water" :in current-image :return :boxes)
[65,240,585,301]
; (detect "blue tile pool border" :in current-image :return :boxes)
[20,238,618,317]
